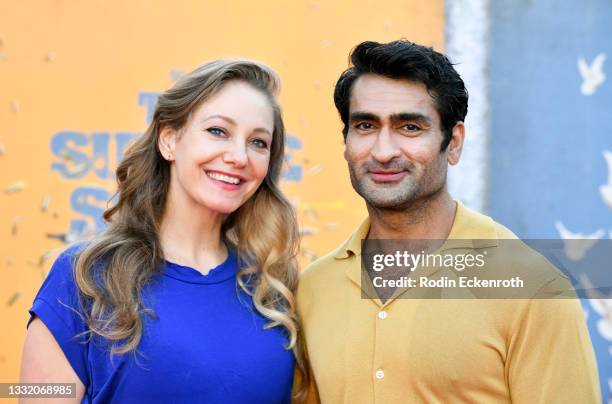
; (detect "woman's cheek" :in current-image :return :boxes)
[252,154,271,180]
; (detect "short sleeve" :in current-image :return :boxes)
[506,298,601,403]
[28,245,90,386]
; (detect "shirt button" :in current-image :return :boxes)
[378,310,388,320]
[375,369,385,380]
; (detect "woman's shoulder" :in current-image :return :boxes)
[55,242,86,265]
[33,242,96,312]
[28,243,93,388]
[44,243,87,282]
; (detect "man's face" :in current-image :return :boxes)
[344,74,451,211]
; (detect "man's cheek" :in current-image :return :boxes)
[350,162,367,177]
[344,144,360,162]
[344,151,360,167]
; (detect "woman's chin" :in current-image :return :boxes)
[197,200,243,215]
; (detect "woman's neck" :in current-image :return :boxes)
[158,185,227,275]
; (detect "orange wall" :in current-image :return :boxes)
[0,0,443,383]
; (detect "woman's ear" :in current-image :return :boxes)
[158,126,177,161]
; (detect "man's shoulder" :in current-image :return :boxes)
[455,202,519,239]
[476,214,572,296]
[297,239,355,314]
[301,242,348,281]
[450,204,571,296]
[300,217,369,282]
[489,218,519,239]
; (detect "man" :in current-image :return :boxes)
[297,40,600,403]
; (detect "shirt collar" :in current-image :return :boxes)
[333,216,370,259]
[334,200,498,260]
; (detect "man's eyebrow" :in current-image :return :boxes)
[390,113,432,124]
[349,112,380,122]
[349,111,433,125]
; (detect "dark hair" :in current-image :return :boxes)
[333,39,468,151]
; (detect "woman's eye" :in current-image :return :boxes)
[206,127,226,136]
[250,138,269,149]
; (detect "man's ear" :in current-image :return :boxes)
[158,125,177,161]
[446,122,465,166]
[343,142,349,162]
[343,131,353,162]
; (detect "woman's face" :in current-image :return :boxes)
[160,80,274,214]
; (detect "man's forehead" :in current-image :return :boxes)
[349,74,436,118]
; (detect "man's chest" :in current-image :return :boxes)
[303,291,512,403]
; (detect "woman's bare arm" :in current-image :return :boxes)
[20,318,85,403]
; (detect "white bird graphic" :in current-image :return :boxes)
[581,275,612,341]
[599,150,612,209]
[589,299,612,341]
[555,221,604,261]
[577,53,606,95]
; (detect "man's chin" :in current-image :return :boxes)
[368,201,412,211]
[361,193,414,211]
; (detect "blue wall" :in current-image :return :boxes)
[489,0,612,399]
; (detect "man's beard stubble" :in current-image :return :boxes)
[348,159,447,213]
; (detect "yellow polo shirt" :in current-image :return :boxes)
[297,202,600,403]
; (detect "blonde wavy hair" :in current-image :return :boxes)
[73,59,308,399]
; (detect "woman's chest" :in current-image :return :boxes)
[87,283,294,403]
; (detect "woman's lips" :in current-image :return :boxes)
[369,171,407,183]
[205,170,244,191]
[207,176,242,191]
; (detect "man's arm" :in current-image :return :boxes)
[506,296,601,403]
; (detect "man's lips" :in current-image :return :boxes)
[368,170,407,182]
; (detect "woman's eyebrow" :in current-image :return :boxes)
[201,114,236,125]
[202,115,271,135]
[253,127,272,136]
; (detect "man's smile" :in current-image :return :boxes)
[368,170,407,183]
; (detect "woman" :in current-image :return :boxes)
[20,60,308,403]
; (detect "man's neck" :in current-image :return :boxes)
[367,191,457,240]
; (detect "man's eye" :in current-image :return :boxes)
[206,127,226,136]
[355,122,375,130]
[250,138,269,149]
[402,124,421,132]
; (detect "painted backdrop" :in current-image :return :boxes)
[0,0,444,384]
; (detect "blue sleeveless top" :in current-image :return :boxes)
[28,246,294,403]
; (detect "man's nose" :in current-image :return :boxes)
[371,128,401,163]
